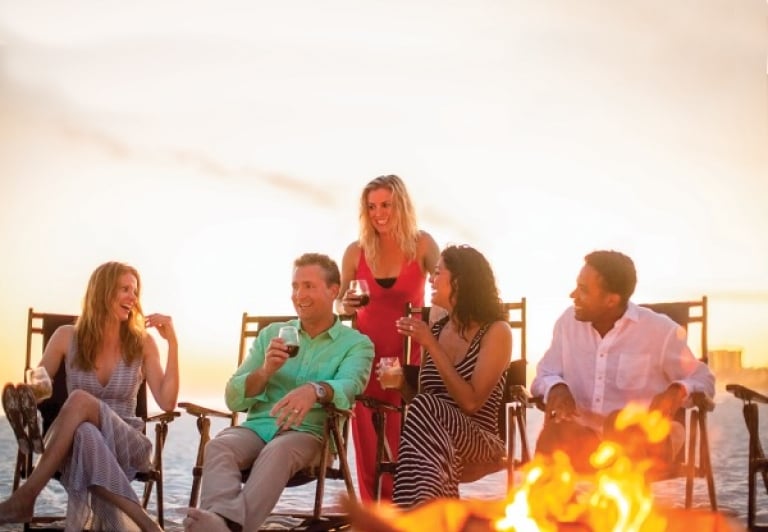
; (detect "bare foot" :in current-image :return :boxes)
[183,508,234,532]
[0,496,34,524]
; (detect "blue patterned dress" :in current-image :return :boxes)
[59,336,152,531]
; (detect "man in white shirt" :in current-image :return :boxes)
[530,250,715,472]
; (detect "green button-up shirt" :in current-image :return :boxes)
[225,317,374,442]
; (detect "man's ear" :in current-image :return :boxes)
[606,292,621,309]
[329,284,341,300]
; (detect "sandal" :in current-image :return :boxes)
[17,385,44,455]
[2,383,30,455]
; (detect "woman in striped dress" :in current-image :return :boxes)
[0,262,179,531]
[390,245,512,507]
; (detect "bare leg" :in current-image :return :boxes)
[91,486,161,532]
[0,389,101,524]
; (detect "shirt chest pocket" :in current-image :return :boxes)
[615,352,650,390]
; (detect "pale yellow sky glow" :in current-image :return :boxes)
[1,1,766,409]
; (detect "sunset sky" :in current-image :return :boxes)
[1,0,766,410]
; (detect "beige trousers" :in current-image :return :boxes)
[199,426,322,529]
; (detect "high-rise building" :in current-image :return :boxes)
[708,349,742,372]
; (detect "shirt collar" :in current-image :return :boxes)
[621,302,641,323]
[296,316,343,340]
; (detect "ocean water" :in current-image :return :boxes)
[1,392,766,531]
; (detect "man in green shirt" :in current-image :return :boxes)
[184,253,374,532]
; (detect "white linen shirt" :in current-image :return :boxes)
[531,302,715,428]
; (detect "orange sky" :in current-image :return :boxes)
[0,0,766,410]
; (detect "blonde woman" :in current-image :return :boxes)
[338,174,440,501]
[0,262,179,531]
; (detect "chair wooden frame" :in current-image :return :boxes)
[178,312,357,527]
[725,384,768,530]
[639,296,716,510]
[13,308,177,531]
[368,298,530,500]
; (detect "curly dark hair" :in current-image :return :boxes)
[584,250,637,305]
[441,245,505,338]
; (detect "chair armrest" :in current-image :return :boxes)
[509,384,532,403]
[324,404,354,418]
[178,401,234,419]
[354,394,401,413]
[144,411,180,424]
[531,394,546,411]
[726,384,768,404]
[689,391,715,412]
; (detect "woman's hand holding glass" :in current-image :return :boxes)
[26,366,53,403]
[377,357,404,390]
[343,280,370,311]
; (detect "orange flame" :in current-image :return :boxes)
[346,402,726,531]
[495,402,670,532]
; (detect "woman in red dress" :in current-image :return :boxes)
[338,174,440,502]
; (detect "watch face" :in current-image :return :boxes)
[314,383,326,397]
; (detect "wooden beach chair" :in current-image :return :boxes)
[8,308,178,531]
[367,298,530,499]
[639,296,717,510]
[725,384,768,530]
[178,312,357,531]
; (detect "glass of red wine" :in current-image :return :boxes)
[279,325,300,357]
[349,279,370,307]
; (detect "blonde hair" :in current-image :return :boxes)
[75,262,146,370]
[358,174,419,268]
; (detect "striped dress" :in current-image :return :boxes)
[59,337,153,531]
[392,317,506,507]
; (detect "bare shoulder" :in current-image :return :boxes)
[416,230,438,251]
[343,241,362,258]
[341,241,362,270]
[44,324,75,362]
[142,331,159,351]
[416,230,439,271]
[487,319,513,339]
[50,324,76,345]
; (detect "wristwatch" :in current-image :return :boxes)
[310,382,327,402]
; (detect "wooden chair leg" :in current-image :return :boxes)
[331,419,356,499]
[516,406,531,464]
[189,415,211,508]
[685,410,699,509]
[698,410,717,511]
[745,403,759,529]
[313,421,332,520]
[506,405,516,491]
[373,408,394,501]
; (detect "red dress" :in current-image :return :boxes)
[351,252,427,501]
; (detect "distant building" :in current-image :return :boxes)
[709,348,742,372]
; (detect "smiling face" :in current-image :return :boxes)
[366,186,395,235]
[569,264,620,325]
[111,272,139,322]
[291,264,339,326]
[429,257,454,310]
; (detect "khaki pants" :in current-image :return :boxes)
[199,426,322,529]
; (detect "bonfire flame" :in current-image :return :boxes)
[348,402,705,531]
[495,402,669,532]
